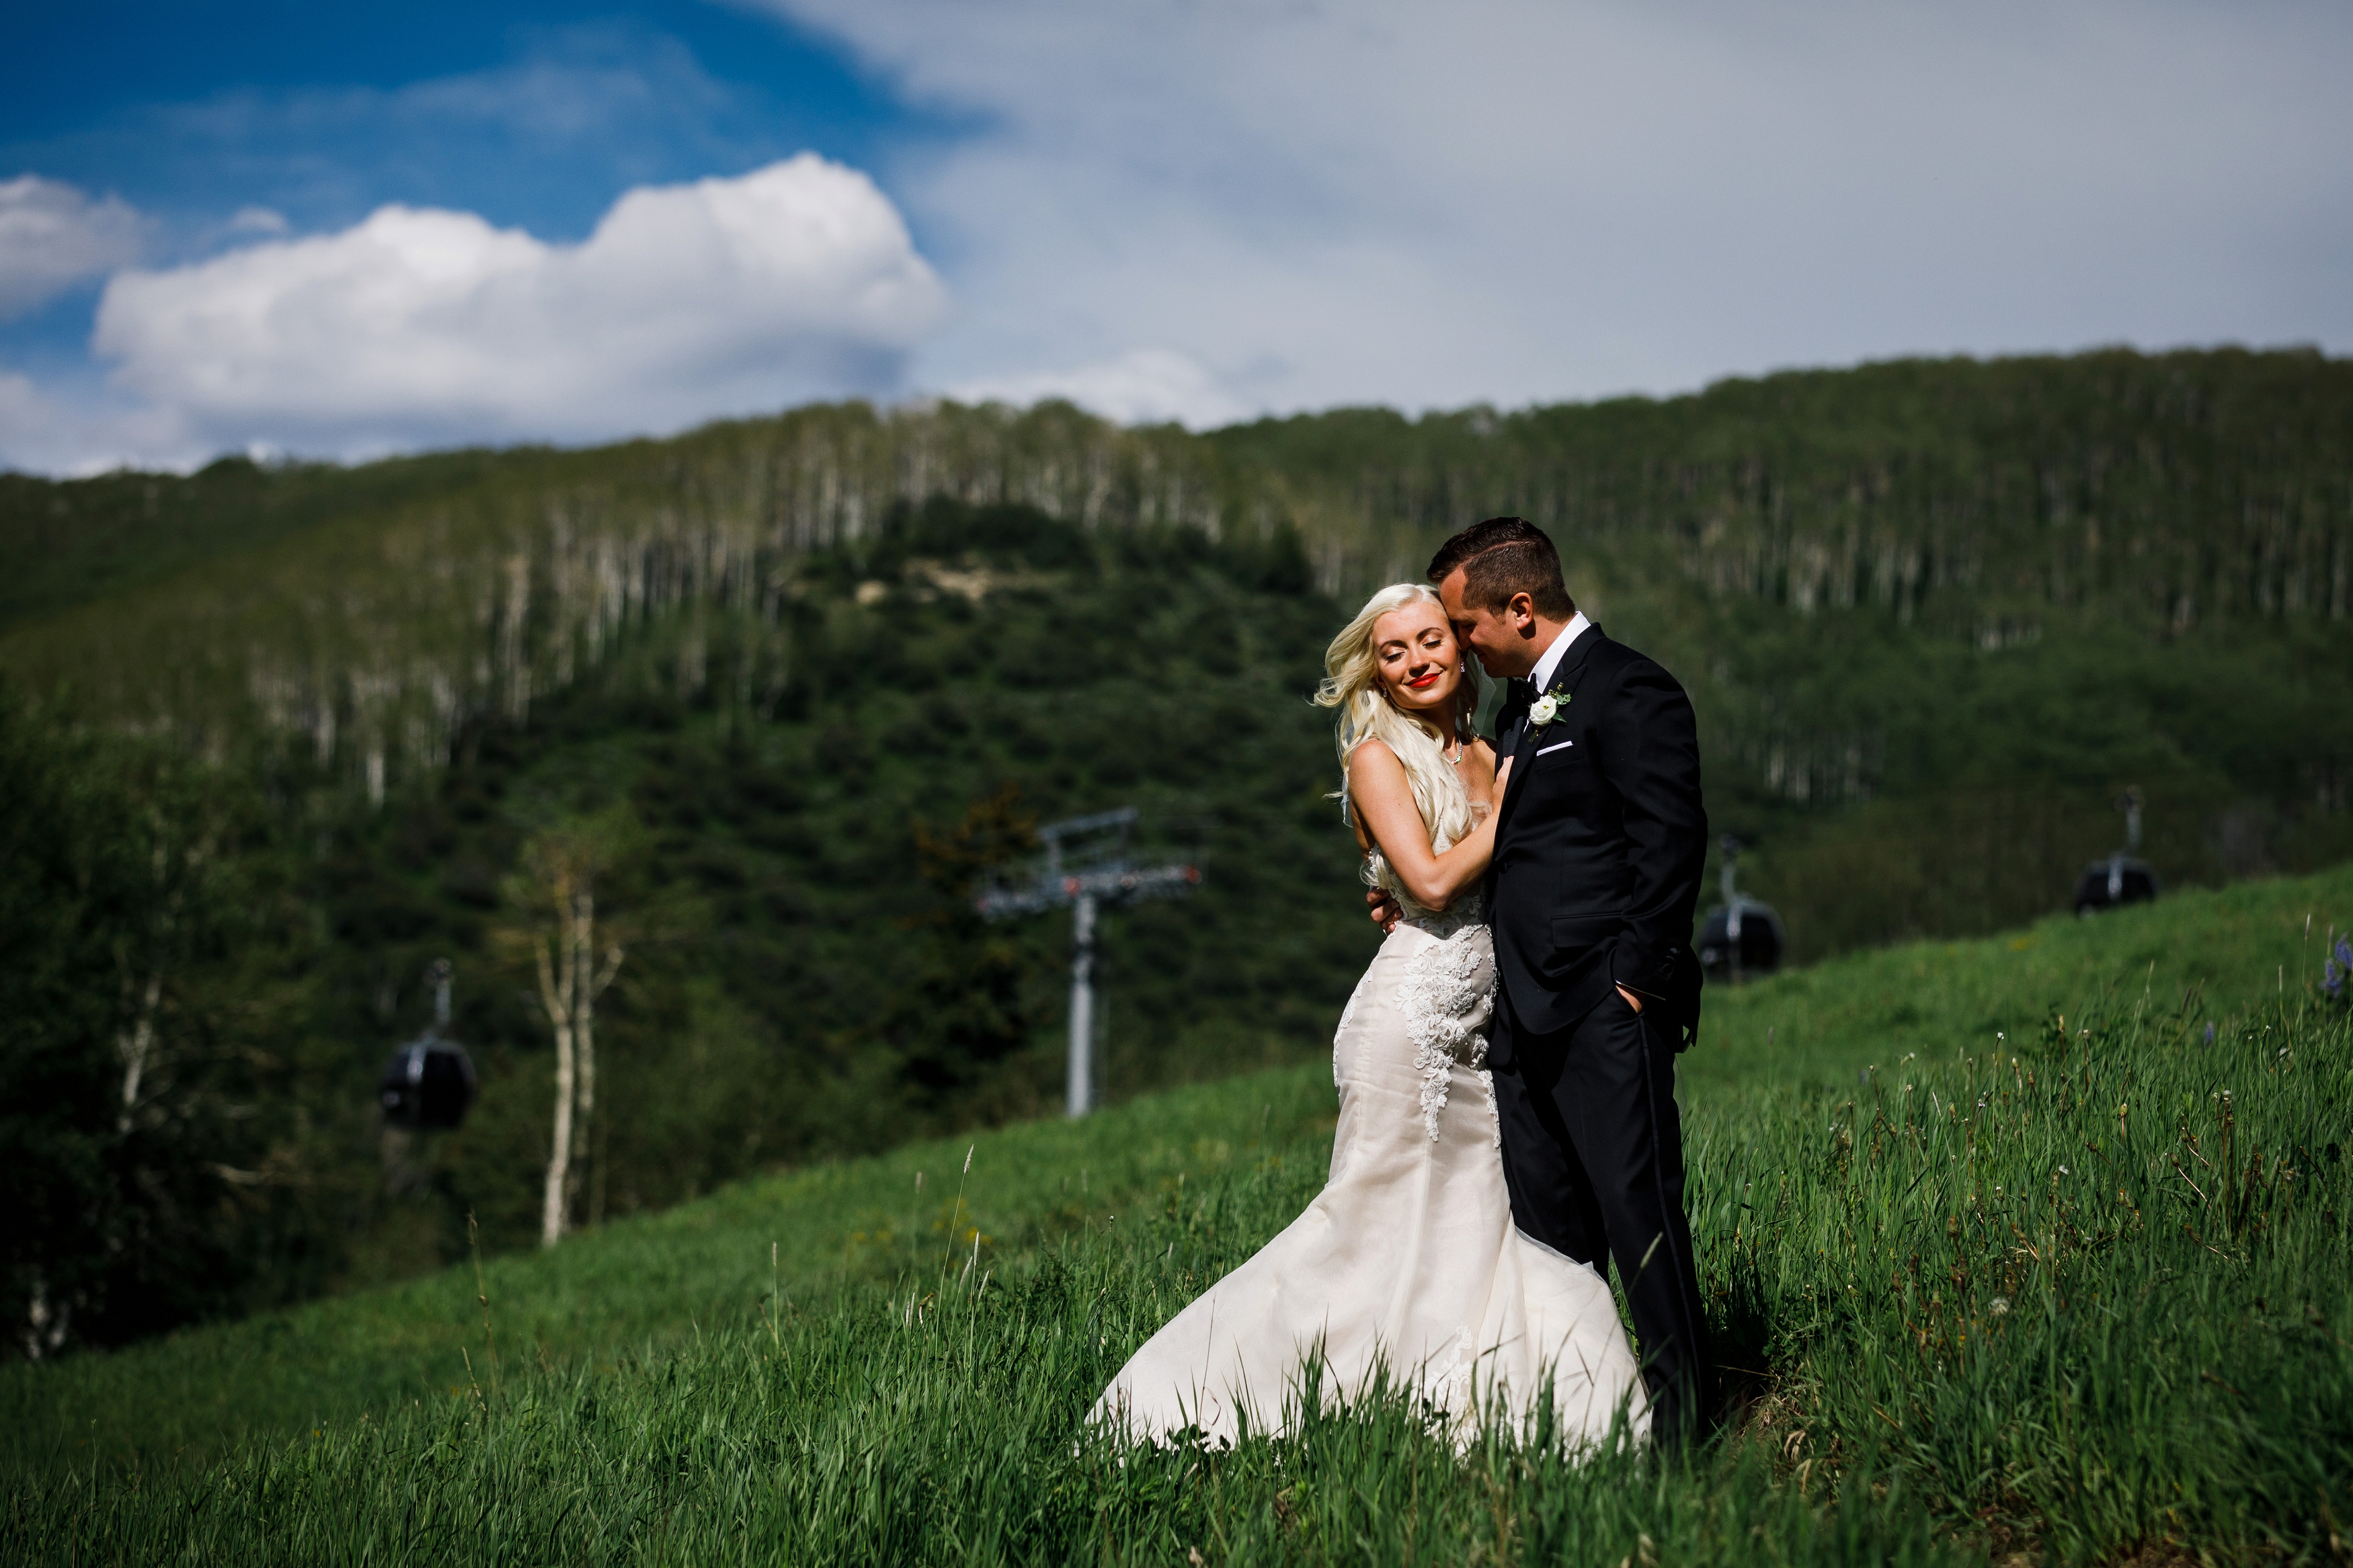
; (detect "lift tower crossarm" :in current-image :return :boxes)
[974,809,1199,1117]
[975,862,1199,919]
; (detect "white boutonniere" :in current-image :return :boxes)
[1529,691,1566,729]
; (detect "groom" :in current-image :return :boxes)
[1382,516,1716,1444]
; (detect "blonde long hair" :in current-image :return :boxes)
[1313,583,1480,861]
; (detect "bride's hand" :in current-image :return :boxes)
[1490,755,1513,806]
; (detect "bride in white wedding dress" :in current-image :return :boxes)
[1091,583,1649,1451]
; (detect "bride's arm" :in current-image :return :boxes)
[1346,739,1507,911]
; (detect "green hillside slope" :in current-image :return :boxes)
[0,448,522,632]
[9,860,2346,1486]
[1693,858,2353,1089]
[7,349,2349,948]
[0,507,1364,1337]
[8,347,2353,1365]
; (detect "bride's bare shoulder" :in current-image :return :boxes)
[1346,737,1404,778]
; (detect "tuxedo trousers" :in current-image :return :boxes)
[1489,985,1716,1444]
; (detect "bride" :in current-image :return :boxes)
[1091,583,1649,1449]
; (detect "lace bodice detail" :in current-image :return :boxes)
[1363,793,1489,942]
[1397,884,1484,940]
[1352,759,1496,1141]
[1364,849,1486,942]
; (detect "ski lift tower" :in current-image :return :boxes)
[975,808,1201,1117]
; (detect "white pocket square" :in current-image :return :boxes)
[1534,739,1574,757]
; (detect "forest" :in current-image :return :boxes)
[3,345,2350,1358]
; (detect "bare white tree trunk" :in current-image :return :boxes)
[115,967,163,1135]
[19,1274,69,1362]
[536,936,578,1249]
[532,882,623,1249]
[572,890,596,1182]
[114,841,193,1136]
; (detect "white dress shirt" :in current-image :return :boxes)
[1527,611,1593,693]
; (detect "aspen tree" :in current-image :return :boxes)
[501,815,633,1247]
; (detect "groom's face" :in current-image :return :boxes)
[1438,568,1540,680]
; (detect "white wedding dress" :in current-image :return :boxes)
[1091,852,1650,1450]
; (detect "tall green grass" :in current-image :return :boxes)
[0,1068,1342,1478]
[7,870,2352,1562]
[1694,860,2353,1091]
[9,987,2344,1563]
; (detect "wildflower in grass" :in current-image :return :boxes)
[2324,937,2352,1003]
[1990,1296,2011,1315]
[2204,1023,2217,1044]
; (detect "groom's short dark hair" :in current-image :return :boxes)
[1428,517,1575,619]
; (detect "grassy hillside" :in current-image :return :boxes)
[9,348,2353,1362]
[0,1065,1343,1481]
[9,861,2349,1542]
[1693,860,2353,1090]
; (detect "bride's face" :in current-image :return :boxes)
[1371,602,1466,720]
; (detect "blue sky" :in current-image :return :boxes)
[4,1,2350,472]
[5,4,932,237]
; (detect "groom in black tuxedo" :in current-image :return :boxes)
[1417,516,1716,1443]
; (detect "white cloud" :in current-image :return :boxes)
[768,0,2353,415]
[0,370,199,477]
[0,372,61,462]
[14,3,2346,472]
[948,348,1248,428]
[86,153,947,457]
[0,175,145,319]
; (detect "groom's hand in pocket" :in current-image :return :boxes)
[1366,888,1402,934]
[1616,985,1644,1014]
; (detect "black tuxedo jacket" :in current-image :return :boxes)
[1486,628,1708,1048]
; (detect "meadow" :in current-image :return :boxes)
[7,865,2350,1563]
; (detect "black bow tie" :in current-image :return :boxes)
[1499,678,1533,733]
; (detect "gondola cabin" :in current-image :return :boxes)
[2073,855,2160,914]
[379,960,478,1131]
[1698,836,1785,983]
[2073,788,2161,917]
